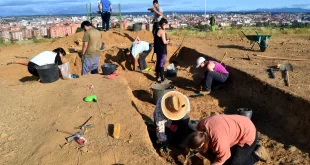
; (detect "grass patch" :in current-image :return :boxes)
[169,27,310,38]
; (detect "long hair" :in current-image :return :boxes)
[186,131,209,151]
[52,48,66,56]
[159,18,168,29]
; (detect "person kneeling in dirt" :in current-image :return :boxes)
[196,57,229,95]
[9,48,66,77]
[186,114,269,165]
[153,91,190,152]
[124,36,152,71]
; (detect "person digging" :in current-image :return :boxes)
[153,91,191,153]
[196,57,229,95]
[186,114,269,165]
[7,48,66,77]
[124,36,152,71]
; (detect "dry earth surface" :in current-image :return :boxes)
[0,29,309,165]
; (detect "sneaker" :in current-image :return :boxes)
[254,145,269,162]
[200,90,211,95]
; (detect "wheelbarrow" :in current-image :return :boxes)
[241,31,272,52]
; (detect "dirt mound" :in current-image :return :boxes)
[0,75,167,165]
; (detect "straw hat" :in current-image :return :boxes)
[161,91,189,120]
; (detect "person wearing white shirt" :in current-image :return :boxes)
[28,48,66,76]
[125,36,152,71]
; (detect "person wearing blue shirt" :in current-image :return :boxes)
[124,36,152,71]
[99,0,112,31]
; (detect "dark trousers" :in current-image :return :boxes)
[155,53,167,81]
[27,62,39,77]
[165,114,190,147]
[101,12,111,31]
[138,44,152,70]
[203,71,229,91]
[224,133,259,165]
[152,22,159,38]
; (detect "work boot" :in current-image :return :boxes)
[254,145,269,162]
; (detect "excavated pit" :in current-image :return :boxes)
[63,45,310,164]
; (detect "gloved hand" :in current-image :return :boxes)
[158,141,169,153]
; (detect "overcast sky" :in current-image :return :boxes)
[0,0,309,16]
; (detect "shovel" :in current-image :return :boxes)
[279,63,293,86]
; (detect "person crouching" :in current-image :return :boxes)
[196,57,229,95]
[154,91,191,152]
[186,115,269,165]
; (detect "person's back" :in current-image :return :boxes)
[84,28,101,58]
[199,114,256,148]
[131,41,149,58]
[154,29,167,55]
[30,51,57,66]
[209,61,229,74]
[100,0,111,12]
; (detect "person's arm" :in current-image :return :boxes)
[134,36,141,43]
[154,100,168,143]
[54,54,63,65]
[98,2,102,12]
[109,1,112,12]
[82,32,90,55]
[82,42,89,55]
[153,7,163,16]
[133,56,139,70]
[207,62,215,71]
[210,136,231,165]
[160,30,169,44]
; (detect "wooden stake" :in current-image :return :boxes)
[220,52,227,63]
[253,54,307,61]
[113,123,120,139]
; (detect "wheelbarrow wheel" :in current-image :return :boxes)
[260,40,267,52]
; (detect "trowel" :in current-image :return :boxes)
[279,63,293,86]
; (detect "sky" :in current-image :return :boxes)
[0,0,309,16]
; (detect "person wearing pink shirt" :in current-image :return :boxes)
[186,115,269,165]
[196,57,229,95]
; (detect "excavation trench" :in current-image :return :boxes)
[137,47,310,164]
[66,46,310,164]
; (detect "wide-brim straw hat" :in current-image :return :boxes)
[161,91,189,120]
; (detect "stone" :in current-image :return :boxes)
[287,145,297,152]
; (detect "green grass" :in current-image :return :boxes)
[0,38,59,46]
[169,27,310,38]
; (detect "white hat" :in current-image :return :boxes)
[161,91,189,120]
[196,57,206,68]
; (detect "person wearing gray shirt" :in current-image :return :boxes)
[151,0,163,37]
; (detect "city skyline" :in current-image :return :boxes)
[0,0,310,17]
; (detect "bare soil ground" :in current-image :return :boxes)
[0,29,309,165]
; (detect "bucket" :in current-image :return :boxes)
[166,68,179,77]
[133,23,142,32]
[101,63,116,75]
[237,108,253,119]
[35,64,59,83]
[151,84,175,104]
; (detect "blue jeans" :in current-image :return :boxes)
[203,71,229,91]
[82,56,100,75]
[101,12,111,31]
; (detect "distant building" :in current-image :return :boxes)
[10,31,23,40]
[48,23,79,38]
